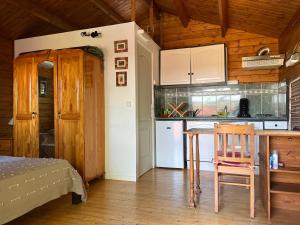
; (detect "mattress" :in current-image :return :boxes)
[0,156,87,224]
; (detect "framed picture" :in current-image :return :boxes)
[116,71,127,87]
[39,78,49,97]
[114,40,128,53]
[115,57,128,69]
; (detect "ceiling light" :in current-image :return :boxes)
[285,42,300,67]
[286,52,300,67]
[137,29,151,42]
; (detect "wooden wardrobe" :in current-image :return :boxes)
[13,49,105,182]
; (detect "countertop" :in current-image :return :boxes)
[156,116,287,122]
[184,128,300,136]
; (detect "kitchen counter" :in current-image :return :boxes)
[184,128,300,136]
[156,116,287,122]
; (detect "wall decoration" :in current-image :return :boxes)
[116,71,127,87]
[114,40,128,53]
[115,57,128,69]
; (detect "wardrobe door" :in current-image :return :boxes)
[57,50,84,176]
[13,56,39,157]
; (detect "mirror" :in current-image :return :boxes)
[38,61,55,158]
[38,61,54,97]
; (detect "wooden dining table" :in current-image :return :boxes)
[184,128,214,207]
[183,127,300,208]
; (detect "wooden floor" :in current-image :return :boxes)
[8,169,299,225]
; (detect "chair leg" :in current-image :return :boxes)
[214,169,219,213]
[250,173,255,218]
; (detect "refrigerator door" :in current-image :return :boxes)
[155,120,184,168]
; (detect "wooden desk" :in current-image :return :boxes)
[184,128,300,211]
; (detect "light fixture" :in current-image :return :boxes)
[137,29,151,42]
[285,42,300,67]
[80,30,102,38]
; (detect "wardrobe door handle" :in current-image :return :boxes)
[31,112,38,119]
[58,113,62,119]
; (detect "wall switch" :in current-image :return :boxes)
[126,101,132,107]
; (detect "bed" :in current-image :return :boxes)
[0,156,87,224]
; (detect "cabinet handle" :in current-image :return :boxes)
[188,73,194,76]
[166,127,171,130]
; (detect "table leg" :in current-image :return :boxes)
[189,134,195,208]
[195,134,201,193]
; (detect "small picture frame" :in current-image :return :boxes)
[116,71,127,87]
[114,40,128,53]
[115,57,128,69]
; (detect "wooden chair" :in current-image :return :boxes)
[214,123,255,218]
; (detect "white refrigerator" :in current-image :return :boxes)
[155,120,184,168]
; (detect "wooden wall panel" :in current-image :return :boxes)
[279,22,300,82]
[0,38,13,137]
[157,13,280,83]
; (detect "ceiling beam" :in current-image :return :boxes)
[172,0,190,27]
[280,6,300,38]
[131,0,136,21]
[88,0,127,24]
[145,0,160,20]
[218,0,228,37]
[6,0,78,31]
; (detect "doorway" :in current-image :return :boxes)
[38,61,55,158]
[137,44,154,177]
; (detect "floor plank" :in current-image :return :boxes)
[7,169,299,225]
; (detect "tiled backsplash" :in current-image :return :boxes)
[155,82,287,118]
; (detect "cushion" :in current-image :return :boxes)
[218,150,250,158]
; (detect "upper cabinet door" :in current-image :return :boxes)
[13,56,39,157]
[160,48,191,85]
[191,44,226,84]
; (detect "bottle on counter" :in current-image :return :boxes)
[270,150,279,169]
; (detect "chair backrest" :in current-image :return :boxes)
[214,123,255,166]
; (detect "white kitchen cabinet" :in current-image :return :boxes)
[160,48,191,85]
[160,44,226,85]
[191,44,226,84]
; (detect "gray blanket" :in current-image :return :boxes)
[0,156,87,224]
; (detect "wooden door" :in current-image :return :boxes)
[160,48,191,85]
[13,56,39,157]
[191,44,226,84]
[57,50,84,177]
[137,44,154,176]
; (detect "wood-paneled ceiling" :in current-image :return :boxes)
[0,0,299,41]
